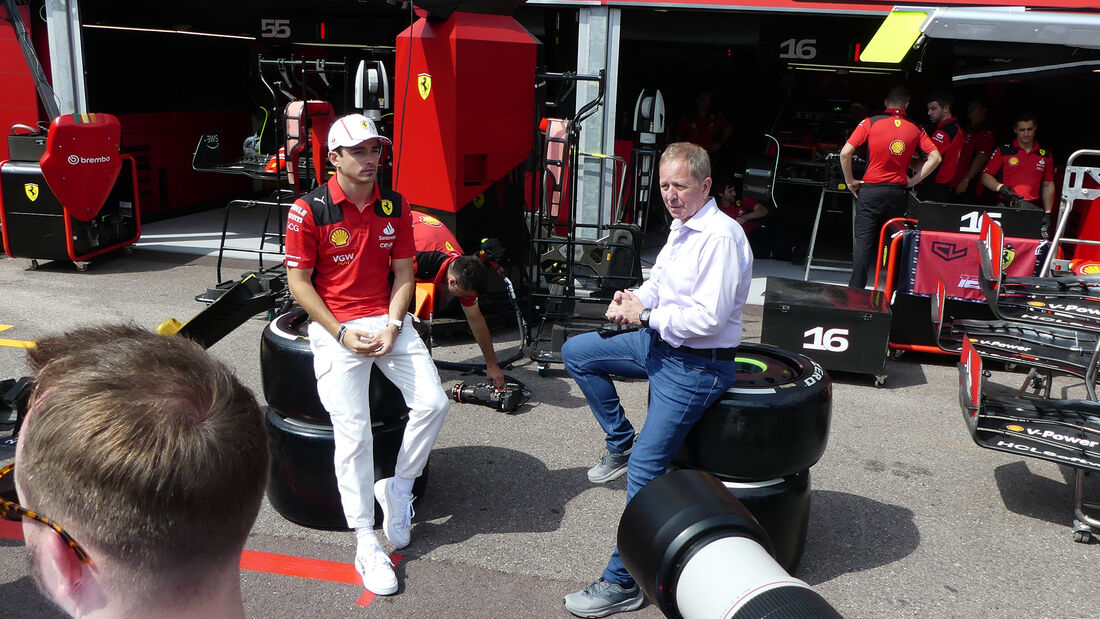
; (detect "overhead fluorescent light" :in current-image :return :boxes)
[788,62,901,75]
[953,59,1100,83]
[294,42,396,51]
[83,24,255,41]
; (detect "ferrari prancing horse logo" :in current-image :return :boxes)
[24,183,38,202]
[417,73,432,100]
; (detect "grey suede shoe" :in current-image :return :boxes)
[587,444,632,483]
[563,579,645,618]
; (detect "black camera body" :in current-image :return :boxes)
[450,382,525,412]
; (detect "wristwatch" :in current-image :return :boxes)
[639,308,651,328]
[388,318,403,333]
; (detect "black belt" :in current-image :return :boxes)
[674,344,737,361]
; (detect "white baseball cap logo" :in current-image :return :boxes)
[328,114,392,151]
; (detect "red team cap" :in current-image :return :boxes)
[328,114,392,150]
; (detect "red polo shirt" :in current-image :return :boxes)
[983,140,1054,203]
[412,211,476,307]
[284,176,415,322]
[953,122,995,189]
[930,117,965,184]
[846,108,937,185]
[677,113,730,151]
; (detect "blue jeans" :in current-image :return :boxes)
[561,328,738,585]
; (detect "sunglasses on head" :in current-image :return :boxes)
[0,463,92,564]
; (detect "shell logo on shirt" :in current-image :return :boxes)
[418,214,443,227]
[330,227,350,247]
[1008,157,1019,166]
[889,139,906,155]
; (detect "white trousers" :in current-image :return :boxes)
[308,313,449,529]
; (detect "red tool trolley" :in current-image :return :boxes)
[1,113,141,270]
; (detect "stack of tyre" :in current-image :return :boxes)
[670,343,832,573]
[260,307,429,529]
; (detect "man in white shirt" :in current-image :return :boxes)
[561,142,753,617]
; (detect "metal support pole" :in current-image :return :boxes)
[575,7,620,240]
[45,0,87,115]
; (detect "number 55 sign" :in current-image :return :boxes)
[261,18,291,39]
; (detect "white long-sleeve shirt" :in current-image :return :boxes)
[634,198,753,349]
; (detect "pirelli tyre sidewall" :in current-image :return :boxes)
[265,407,430,530]
[672,343,831,481]
[260,307,409,425]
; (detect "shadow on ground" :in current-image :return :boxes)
[798,489,919,585]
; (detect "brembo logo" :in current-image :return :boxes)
[67,154,112,165]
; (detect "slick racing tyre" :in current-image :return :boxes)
[265,407,430,530]
[672,343,831,481]
[261,307,409,425]
[715,470,810,574]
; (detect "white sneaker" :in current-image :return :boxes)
[355,548,398,596]
[374,477,414,549]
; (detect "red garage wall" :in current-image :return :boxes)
[0,6,38,161]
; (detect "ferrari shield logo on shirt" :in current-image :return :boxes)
[417,73,432,100]
[894,119,902,127]
[889,139,906,155]
[445,241,455,252]
[330,227,350,247]
[24,183,39,202]
[381,199,393,216]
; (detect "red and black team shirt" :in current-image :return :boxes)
[929,116,965,184]
[982,140,1054,203]
[952,121,995,189]
[412,211,476,307]
[846,108,937,185]
[284,176,415,322]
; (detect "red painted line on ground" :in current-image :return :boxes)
[3,523,402,607]
[0,519,24,540]
[240,549,362,585]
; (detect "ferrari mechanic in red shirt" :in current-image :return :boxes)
[412,210,505,387]
[840,85,941,289]
[981,112,1056,216]
[920,91,965,202]
[953,98,996,201]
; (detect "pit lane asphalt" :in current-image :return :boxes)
[1,248,1098,619]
